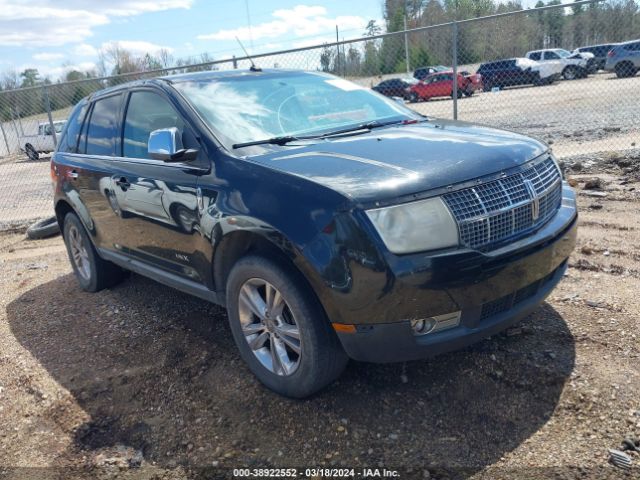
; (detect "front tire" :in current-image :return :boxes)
[226,255,348,398]
[562,65,579,80]
[62,212,124,292]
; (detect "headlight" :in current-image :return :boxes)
[366,197,459,254]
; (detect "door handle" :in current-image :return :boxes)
[68,170,79,180]
[115,177,131,191]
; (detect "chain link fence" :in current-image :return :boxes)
[1,0,638,230]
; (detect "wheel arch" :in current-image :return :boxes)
[54,197,95,239]
[212,228,334,322]
[54,199,74,237]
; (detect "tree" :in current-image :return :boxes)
[545,0,565,47]
[364,20,382,37]
[320,44,334,72]
[20,69,40,88]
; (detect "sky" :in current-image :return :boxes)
[0,0,573,80]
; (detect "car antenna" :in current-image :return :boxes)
[235,37,262,72]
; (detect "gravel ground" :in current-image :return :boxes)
[0,153,639,480]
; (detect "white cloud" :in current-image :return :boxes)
[73,44,99,57]
[198,5,367,43]
[101,40,174,55]
[0,5,108,47]
[32,52,65,62]
[0,1,192,47]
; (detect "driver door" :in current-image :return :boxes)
[104,88,209,282]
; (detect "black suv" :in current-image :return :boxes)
[477,58,545,90]
[52,70,577,398]
[576,44,618,71]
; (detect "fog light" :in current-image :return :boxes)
[410,318,436,335]
[410,311,461,336]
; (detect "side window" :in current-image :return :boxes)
[123,91,185,159]
[85,94,122,156]
[529,52,541,61]
[545,51,560,60]
[60,102,88,153]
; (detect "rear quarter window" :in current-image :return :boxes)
[58,101,88,154]
[84,94,123,156]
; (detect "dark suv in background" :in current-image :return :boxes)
[476,58,556,90]
[576,43,618,71]
[52,70,577,398]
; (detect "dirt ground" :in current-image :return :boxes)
[0,152,639,480]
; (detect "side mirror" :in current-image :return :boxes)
[148,127,199,163]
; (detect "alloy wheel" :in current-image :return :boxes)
[238,278,302,376]
[68,225,91,280]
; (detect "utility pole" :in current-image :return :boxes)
[404,13,410,74]
[336,25,341,75]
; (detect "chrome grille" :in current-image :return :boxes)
[443,157,562,251]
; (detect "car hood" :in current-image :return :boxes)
[246,120,548,205]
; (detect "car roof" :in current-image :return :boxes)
[580,43,616,48]
[620,38,640,45]
[481,58,518,64]
[89,69,314,101]
[425,70,455,77]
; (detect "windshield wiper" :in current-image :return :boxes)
[231,118,425,149]
[232,136,300,149]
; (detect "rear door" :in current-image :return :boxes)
[62,92,125,251]
[104,88,209,282]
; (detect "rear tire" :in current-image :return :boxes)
[615,62,636,78]
[226,255,348,398]
[25,144,39,161]
[62,212,124,292]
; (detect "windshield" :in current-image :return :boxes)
[174,72,418,148]
[556,49,571,58]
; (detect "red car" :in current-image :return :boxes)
[408,71,483,102]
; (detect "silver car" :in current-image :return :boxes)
[605,39,640,78]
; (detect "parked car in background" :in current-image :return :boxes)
[525,48,595,79]
[605,39,640,78]
[51,69,577,398]
[477,58,561,91]
[20,120,66,160]
[372,77,418,99]
[413,65,449,80]
[575,43,618,71]
[408,71,483,102]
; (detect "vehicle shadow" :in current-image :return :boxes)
[7,272,575,477]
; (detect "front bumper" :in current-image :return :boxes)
[334,185,577,363]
